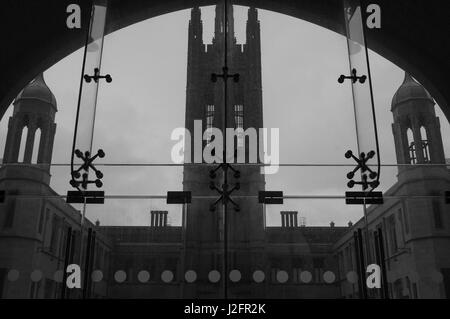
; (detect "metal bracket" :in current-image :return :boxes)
[66,190,105,204]
[346,191,383,205]
[259,191,284,204]
[70,149,105,190]
[345,150,379,190]
[84,68,112,83]
[211,66,240,83]
[167,191,192,204]
[338,68,367,84]
[209,163,241,212]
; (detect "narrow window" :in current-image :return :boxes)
[148,258,156,282]
[37,205,46,234]
[405,276,412,299]
[32,128,41,164]
[313,258,325,283]
[292,257,303,283]
[420,126,430,162]
[388,215,398,254]
[406,128,416,164]
[125,258,133,283]
[412,283,418,299]
[402,207,410,234]
[29,281,41,299]
[165,257,178,281]
[442,268,450,299]
[397,209,405,246]
[18,126,28,163]
[44,278,55,299]
[49,215,60,254]
[433,200,443,229]
[270,258,282,283]
[234,104,244,147]
[0,268,6,298]
[206,105,214,144]
[393,279,403,298]
[3,190,18,228]
[346,244,354,271]
[338,252,344,277]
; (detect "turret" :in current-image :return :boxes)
[391,73,446,176]
[1,73,57,184]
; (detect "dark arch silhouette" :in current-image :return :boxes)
[1,0,449,123]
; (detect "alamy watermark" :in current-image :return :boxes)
[170,120,280,174]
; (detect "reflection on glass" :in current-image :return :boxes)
[342,0,380,192]
[71,1,108,192]
[0,1,449,300]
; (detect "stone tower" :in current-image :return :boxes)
[182,5,266,298]
[2,73,57,183]
[392,73,446,173]
[391,72,450,298]
[0,74,58,297]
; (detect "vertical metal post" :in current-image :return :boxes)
[87,230,96,298]
[68,230,77,299]
[222,0,229,300]
[375,228,389,299]
[82,228,93,299]
[180,203,186,298]
[354,229,367,299]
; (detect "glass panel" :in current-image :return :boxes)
[342,0,380,192]
[262,198,359,299]
[1,0,449,300]
[70,0,108,192]
[221,1,362,299]
[88,198,186,299]
[1,194,447,298]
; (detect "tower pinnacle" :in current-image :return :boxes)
[391,72,445,169]
[213,2,236,45]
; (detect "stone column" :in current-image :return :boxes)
[425,117,445,164]
[163,212,168,227]
[412,118,425,163]
[3,117,23,163]
[23,119,37,163]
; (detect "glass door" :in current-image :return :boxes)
[219,0,369,299]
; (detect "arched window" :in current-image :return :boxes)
[205,104,214,144]
[407,128,415,164]
[420,126,430,162]
[32,128,41,164]
[420,126,428,140]
[234,104,244,147]
[18,126,28,163]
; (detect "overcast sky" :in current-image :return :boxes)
[1,5,449,227]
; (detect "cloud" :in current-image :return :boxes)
[1,6,449,228]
